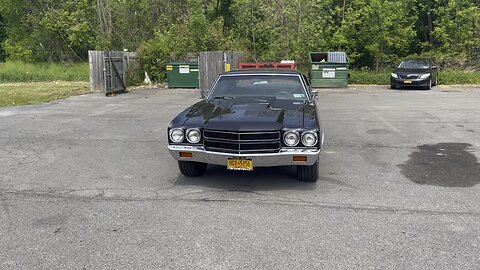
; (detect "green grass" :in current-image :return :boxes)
[0,81,90,107]
[0,61,89,83]
[349,69,480,85]
[349,70,390,85]
[436,70,480,85]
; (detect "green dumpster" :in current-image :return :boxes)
[165,62,199,88]
[309,52,349,88]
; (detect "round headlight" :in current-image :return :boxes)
[186,128,201,144]
[302,132,318,147]
[284,131,300,147]
[169,128,184,143]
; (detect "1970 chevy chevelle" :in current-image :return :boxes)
[167,69,324,182]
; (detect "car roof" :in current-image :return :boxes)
[402,58,430,62]
[222,69,302,76]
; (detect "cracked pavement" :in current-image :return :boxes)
[1,86,480,269]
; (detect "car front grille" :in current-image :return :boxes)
[203,129,281,154]
[399,74,419,79]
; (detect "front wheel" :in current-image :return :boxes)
[297,161,319,182]
[390,85,397,89]
[423,79,432,90]
[178,161,207,177]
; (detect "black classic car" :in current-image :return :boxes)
[390,58,439,90]
[167,69,324,182]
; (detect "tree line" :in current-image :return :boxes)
[0,0,479,80]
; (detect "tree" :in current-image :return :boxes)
[0,15,6,61]
[1,0,479,70]
[138,1,231,80]
[0,0,96,62]
[331,0,417,69]
[433,0,480,67]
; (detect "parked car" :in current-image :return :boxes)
[167,69,324,182]
[390,58,438,90]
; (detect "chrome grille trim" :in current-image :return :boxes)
[203,129,281,154]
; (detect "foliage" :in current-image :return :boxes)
[0,61,89,82]
[0,81,90,107]
[0,15,6,61]
[433,0,480,68]
[436,70,480,85]
[349,70,391,85]
[0,0,96,62]
[1,0,480,79]
[138,13,237,81]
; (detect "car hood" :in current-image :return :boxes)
[173,98,317,131]
[393,68,430,75]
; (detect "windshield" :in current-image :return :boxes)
[209,74,308,101]
[399,59,429,69]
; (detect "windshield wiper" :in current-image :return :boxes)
[211,96,235,100]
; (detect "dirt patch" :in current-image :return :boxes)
[398,143,480,187]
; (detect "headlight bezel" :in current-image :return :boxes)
[283,131,300,147]
[391,73,399,79]
[301,131,318,147]
[186,128,202,144]
[169,128,185,143]
[283,130,320,147]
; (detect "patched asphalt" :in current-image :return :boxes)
[1,85,480,269]
[399,142,480,187]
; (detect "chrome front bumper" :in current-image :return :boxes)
[167,145,320,167]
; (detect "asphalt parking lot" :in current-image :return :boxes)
[1,85,480,269]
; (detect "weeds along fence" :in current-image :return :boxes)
[89,50,141,94]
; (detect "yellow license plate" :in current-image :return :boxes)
[404,80,412,84]
[227,159,253,171]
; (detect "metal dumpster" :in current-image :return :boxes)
[309,52,349,88]
[165,62,199,88]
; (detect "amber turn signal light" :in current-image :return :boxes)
[293,156,307,162]
[179,152,193,158]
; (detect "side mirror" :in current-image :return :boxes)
[311,89,318,99]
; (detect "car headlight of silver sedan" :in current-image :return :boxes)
[284,131,300,146]
[186,128,201,144]
[419,73,431,79]
[169,128,184,143]
[301,131,318,147]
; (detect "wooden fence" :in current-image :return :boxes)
[90,50,242,96]
[199,51,243,96]
[89,50,138,94]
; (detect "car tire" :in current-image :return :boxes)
[178,161,207,177]
[297,160,319,182]
[390,85,397,89]
[423,79,432,90]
